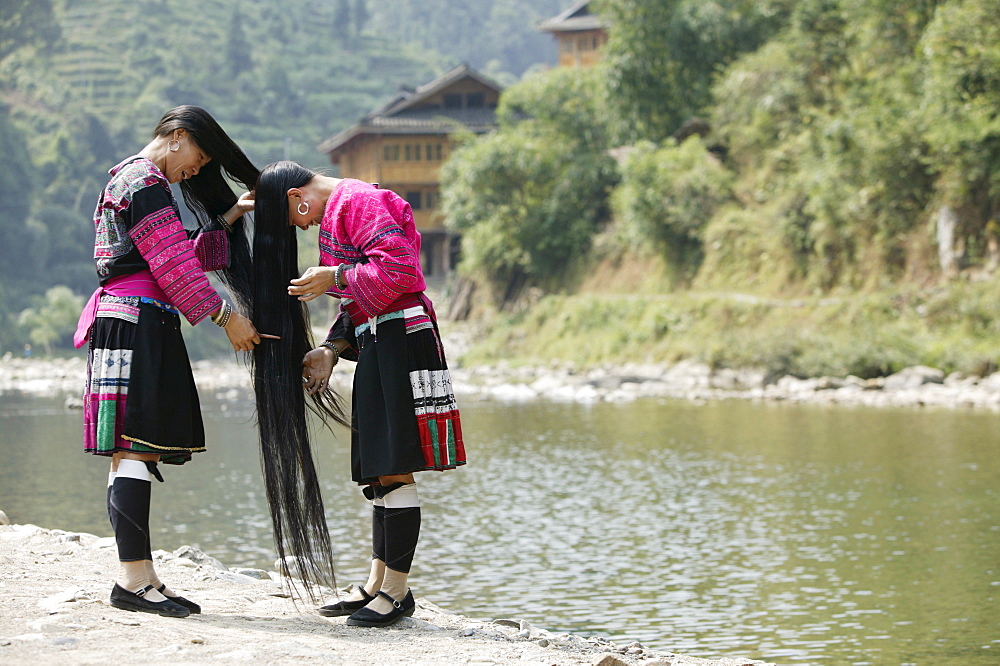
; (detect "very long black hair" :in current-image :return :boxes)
[151,105,257,311]
[251,160,351,596]
[154,109,345,595]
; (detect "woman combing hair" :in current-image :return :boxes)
[250,160,467,627]
[75,105,260,618]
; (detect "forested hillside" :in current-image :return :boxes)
[443,0,1000,377]
[0,0,567,355]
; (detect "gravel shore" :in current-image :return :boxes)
[0,521,771,666]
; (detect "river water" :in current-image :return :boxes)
[0,390,997,664]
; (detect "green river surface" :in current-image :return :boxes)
[1,391,997,664]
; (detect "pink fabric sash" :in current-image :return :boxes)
[74,271,171,348]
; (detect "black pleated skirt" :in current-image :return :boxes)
[84,301,205,465]
[351,317,466,484]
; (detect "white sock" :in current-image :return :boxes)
[116,458,151,481]
[382,483,419,509]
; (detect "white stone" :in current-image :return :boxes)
[487,384,536,401]
[174,545,227,570]
[213,571,261,585]
[662,360,712,389]
[233,568,270,580]
[883,365,944,391]
[980,372,1000,390]
[398,617,442,631]
[27,618,68,634]
[39,587,85,607]
[13,524,42,534]
[273,555,322,580]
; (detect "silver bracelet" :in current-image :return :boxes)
[217,214,233,234]
[319,340,340,359]
[212,301,232,327]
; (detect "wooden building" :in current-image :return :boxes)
[537,0,608,68]
[318,64,502,277]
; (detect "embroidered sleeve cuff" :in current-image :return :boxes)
[192,229,230,272]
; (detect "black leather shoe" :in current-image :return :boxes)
[110,583,190,618]
[345,590,415,627]
[158,584,201,614]
[318,585,375,617]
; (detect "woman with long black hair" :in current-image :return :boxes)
[252,160,466,628]
[75,105,261,617]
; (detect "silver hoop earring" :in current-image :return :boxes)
[297,201,310,215]
[167,139,180,152]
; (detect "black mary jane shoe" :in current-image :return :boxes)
[110,583,190,618]
[158,584,201,614]
[345,590,415,628]
[318,585,376,617]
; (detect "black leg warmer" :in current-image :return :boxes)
[109,476,152,562]
[383,506,421,573]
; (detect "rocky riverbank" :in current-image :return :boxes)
[455,360,1000,410]
[4,353,1000,411]
[0,520,770,666]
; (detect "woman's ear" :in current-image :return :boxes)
[173,128,187,141]
[287,187,302,201]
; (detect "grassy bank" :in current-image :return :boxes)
[459,278,1000,380]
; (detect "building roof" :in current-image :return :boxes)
[537,0,604,33]
[318,64,503,156]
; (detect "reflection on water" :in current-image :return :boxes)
[1,392,997,664]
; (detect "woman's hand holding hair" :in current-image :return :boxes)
[302,346,337,395]
[220,191,255,229]
[222,311,261,351]
[289,266,336,301]
[234,190,255,213]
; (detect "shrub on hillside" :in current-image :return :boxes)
[611,137,733,275]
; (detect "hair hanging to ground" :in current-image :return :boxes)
[152,105,258,313]
[250,160,352,597]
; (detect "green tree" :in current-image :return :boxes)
[443,68,618,301]
[225,10,253,78]
[597,0,792,144]
[353,0,370,37]
[333,0,352,42]
[921,0,1000,223]
[706,0,945,288]
[496,66,612,151]
[17,286,84,355]
[0,105,36,281]
[612,137,734,275]
[0,0,60,62]
[444,131,617,301]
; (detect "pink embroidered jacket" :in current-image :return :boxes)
[319,179,431,327]
[89,156,226,325]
